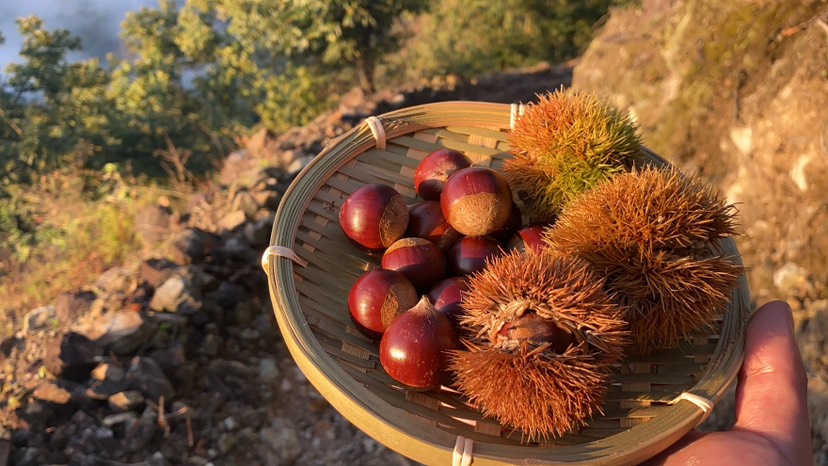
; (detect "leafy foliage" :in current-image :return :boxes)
[393,0,626,80]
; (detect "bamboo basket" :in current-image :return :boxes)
[263,101,750,465]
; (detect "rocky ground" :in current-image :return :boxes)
[0,65,572,466]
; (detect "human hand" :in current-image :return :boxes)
[645,300,813,466]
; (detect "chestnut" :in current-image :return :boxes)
[348,269,418,339]
[507,224,550,254]
[435,227,464,253]
[414,149,472,200]
[497,313,574,354]
[406,201,450,245]
[490,201,523,243]
[427,277,470,328]
[379,296,459,389]
[381,237,446,292]
[440,167,513,237]
[447,235,503,276]
[339,184,409,251]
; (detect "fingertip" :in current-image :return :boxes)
[748,300,793,334]
[734,299,811,461]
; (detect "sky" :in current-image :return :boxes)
[0,0,159,72]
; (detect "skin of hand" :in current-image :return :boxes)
[645,300,813,466]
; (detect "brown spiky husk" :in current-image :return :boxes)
[449,250,629,440]
[504,88,643,222]
[546,167,743,351]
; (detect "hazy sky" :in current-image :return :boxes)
[0,0,158,72]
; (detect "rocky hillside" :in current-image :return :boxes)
[574,0,828,462]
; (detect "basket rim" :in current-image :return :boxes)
[265,100,750,465]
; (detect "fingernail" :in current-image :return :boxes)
[771,300,794,332]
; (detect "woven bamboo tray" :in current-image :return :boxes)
[263,101,750,465]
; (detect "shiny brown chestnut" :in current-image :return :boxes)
[379,296,459,389]
[348,269,418,339]
[381,237,446,292]
[414,149,472,201]
[507,224,550,254]
[440,167,513,237]
[447,235,503,276]
[339,184,408,251]
[427,277,470,328]
[406,201,450,245]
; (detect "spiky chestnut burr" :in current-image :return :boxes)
[503,88,642,222]
[545,166,743,351]
[448,249,629,440]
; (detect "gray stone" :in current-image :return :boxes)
[222,417,239,431]
[125,418,159,453]
[11,447,41,466]
[86,379,128,401]
[230,189,259,218]
[94,266,132,294]
[172,228,218,264]
[146,451,169,466]
[91,363,125,383]
[140,258,179,289]
[101,411,138,427]
[259,419,301,465]
[126,357,175,402]
[22,306,57,334]
[252,189,279,210]
[209,359,253,378]
[150,275,193,313]
[54,291,96,324]
[243,216,273,247]
[32,382,72,405]
[100,311,148,350]
[217,433,237,455]
[257,357,280,383]
[223,236,253,258]
[71,310,150,355]
[44,332,102,382]
[200,334,222,357]
[219,210,247,232]
[108,391,145,411]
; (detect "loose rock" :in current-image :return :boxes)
[140,259,179,289]
[32,383,72,405]
[109,391,145,411]
[126,357,175,402]
[22,306,57,335]
[219,210,247,232]
[259,419,301,466]
[150,275,195,313]
[43,332,102,382]
[91,362,125,383]
[54,291,96,325]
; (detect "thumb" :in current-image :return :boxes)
[734,300,811,462]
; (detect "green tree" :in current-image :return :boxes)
[1,17,114,181]
[207,0,427,93]
[398,0,622,80]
